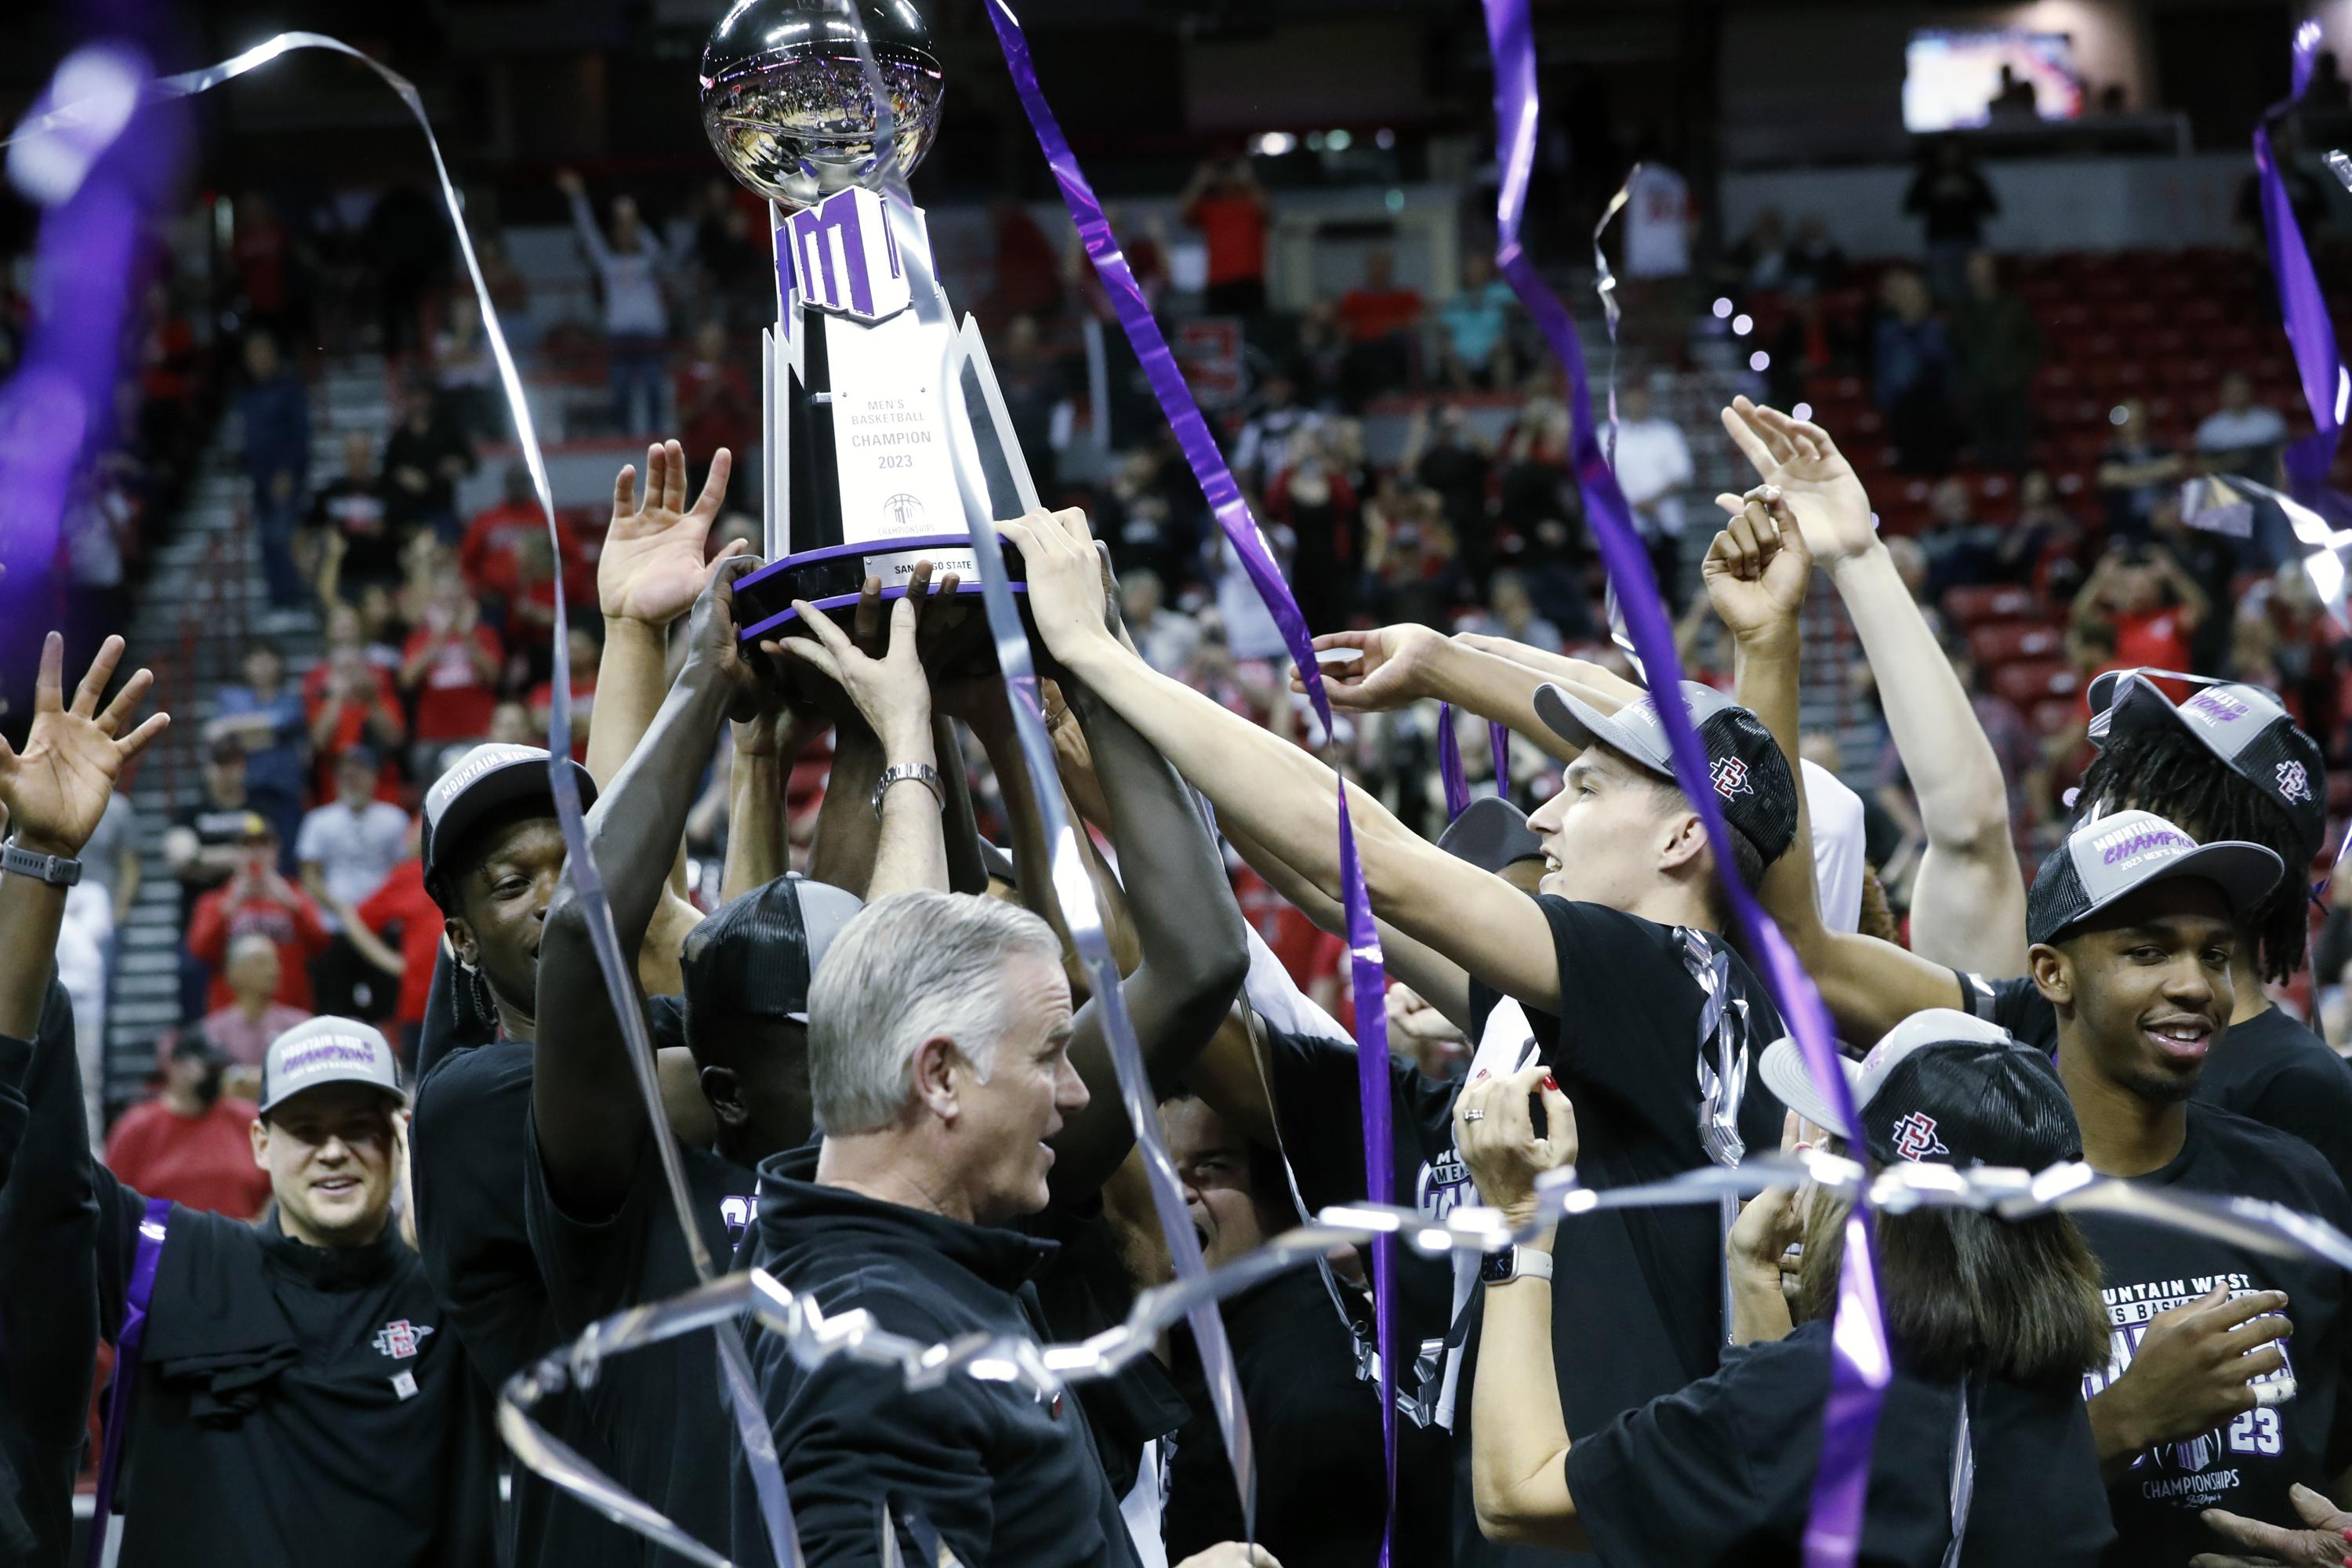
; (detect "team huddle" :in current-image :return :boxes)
[8,401,2352,1568]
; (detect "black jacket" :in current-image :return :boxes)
[740,1157,1144,1568]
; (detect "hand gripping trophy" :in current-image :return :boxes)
[700,0,1040,644]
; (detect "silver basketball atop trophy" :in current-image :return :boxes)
[699,0,946,209]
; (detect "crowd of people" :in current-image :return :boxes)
[5,369,2352,1568]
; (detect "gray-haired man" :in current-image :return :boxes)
[741,890,1275,1568]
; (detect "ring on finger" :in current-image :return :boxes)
[1462,1108,1486,1123]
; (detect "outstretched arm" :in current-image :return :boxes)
[535,557,763,1217]
[1002,509,1563,1017]
[1702,485,1965,1044]
[1045,677,1251,1200]
[1717,397,2026,975]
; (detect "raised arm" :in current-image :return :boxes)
[1718,397,2027,975]
[1700,482,1965,1043]
[1002,508,1563,1016]
[535,557,762,1216]
[557,170,612,271]
[1044,675,1251,1200]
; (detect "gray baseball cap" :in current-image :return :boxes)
[1436,796,1545,873]
[260,1016,405,1115]
[2025,808,2283,947]
[2086,673,2328,863]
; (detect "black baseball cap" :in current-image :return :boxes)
[1531,680,1798,866]
[420,743,596,909]
[2025,808,2283,948]
[1760,1009,2082,1169]
[1436,796,1545,874]
[2087,672,2328,864]
[680,874,862,1031]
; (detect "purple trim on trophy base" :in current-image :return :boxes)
[733,532,988,588]
[739,579,1028,642]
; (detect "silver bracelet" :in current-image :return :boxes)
[870,762,946,821]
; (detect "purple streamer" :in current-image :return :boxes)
[1437,702,1512,820]
[980,1,1397,1552]
[89,1197,169,1566]
[2259,22,2346,495]
[1475,4,1889,1565]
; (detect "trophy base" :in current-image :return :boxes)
[733,532,1030,646]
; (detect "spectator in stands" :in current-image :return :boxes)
[230,191,299,339]
[558,169,671,434]
[433,294,503,441]
[1098,450,1186,588]
[1267,430,1363,632]
[2150,492,2238,673]
[1406,405,1495,577]
[237,328,310,615]
[199,932,313,1080]
[1179,153,1272,318]
[1290,300,1347,407]
[166,739,257,1020]
[1612,382,1697,608]
[400,568,505,778]
[1621,151,1694,285]
[298,746,411,1018]
[1493,396,1588,637]
[82,784,139,938]
[188,818,331,1014]
[1786,215,1849,293]
[1951,250,2039,473]
[1872,267,1956,474]
[2095,397,2184,539]
[1338,249,1424,408]
[1919,477,2002,600]
[2194,371,2289,481]
[458,463,571,610]
[350,829,437,1060]
[486,699,537,747]
[2072,541,2210,673]
[309,429,394,607]
[501,531,565,688]
[1232,372,1321,493]
[1460,567,1564,655]
[527,622,601,760]
[1436,251,1517,389]
[996,314,1069,497]
[1729,207,1791,292]
[210,637,308,858]
[1904,136,1999,302]
[1994,468,2087,597]
[1986,63,2039,125]
[1120,568,1201,677]
[307,641,408,796]
[382,375,476,541]
[102,1032,271,1219]
[674,320,754,495]
[1360,484,1460,629]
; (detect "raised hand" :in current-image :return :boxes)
[1700,487,1813,647]
[598,440,740,626]
[994,507,1120,665]
[1717,397,1878,568]
[2192,1483,2352,1567]
[0,633,169,858]
[684,553,769,722]
[773,593,934,753]
[1290,625,1446,713]
[1454,1064,1577,1227]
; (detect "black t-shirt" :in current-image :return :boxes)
[90,1173,497,1567]
[739,1163,1142,1568]
[1960,973,2352,1194]
[171,797,256,927]
[521,1113,760,1567]
[2074,1103,2352,1562]
[310,476,399,588]
[0,979,98,1567]
[1566,1321,2112,1568]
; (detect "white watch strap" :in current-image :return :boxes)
[1504,1247,1552,1283]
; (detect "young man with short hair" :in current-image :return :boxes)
[1002,504,1795,1566]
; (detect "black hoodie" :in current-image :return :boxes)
[739,1156,1143,1568]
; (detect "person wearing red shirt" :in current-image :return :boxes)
[352,851,441,1061]
[185,823,331,1014]
[102,1034,273,1219]
[527,622,601,761]
[399,570,505,764]
[2073,542,2210,675]
[1179,154,1271,317]
[457,463,581,605]
[1338,249,1424,406]
[673,320,754,478]
[304,641,407,800]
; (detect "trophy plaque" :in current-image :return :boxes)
[699,0,1038,647]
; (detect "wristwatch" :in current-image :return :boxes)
[0,841,82,887]
[870,762,946,821]
[1479,1245,1554,1287]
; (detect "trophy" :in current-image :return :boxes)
[700,0,1039,648]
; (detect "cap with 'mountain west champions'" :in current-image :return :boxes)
[260,1016,405,1115]
[2024,808,2283,948]
[1530,680,1798,867]
[420,743,597,909]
